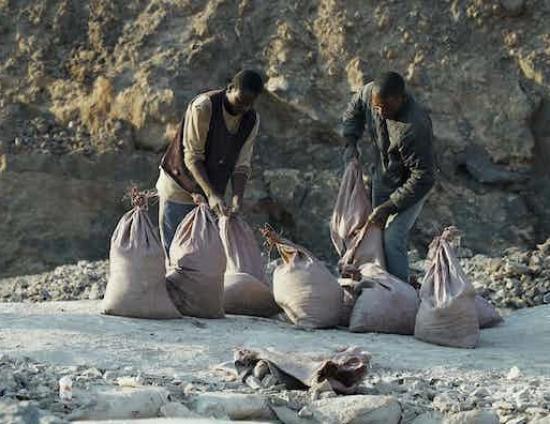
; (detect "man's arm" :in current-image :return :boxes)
[389,126,435,211]
[231,114,260,212]
[341,87,368,160]
[183,97,227,214]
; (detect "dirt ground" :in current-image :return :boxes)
[0,301,548,379]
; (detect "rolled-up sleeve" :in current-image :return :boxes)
[389,126,435,211]
[233,113,260,177]
[342,87,367,142]
[183,95,212,169]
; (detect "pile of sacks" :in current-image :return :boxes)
[328,160,502,348]
[102,158,503,350]
[102,188,279,320]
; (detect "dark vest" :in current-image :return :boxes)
[161,90,257,196]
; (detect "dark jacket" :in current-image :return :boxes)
[342,82,435,211]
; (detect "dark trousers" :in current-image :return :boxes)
[159,199,196,260]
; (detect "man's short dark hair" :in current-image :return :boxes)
[373,71,405,98]
[232,70,264,95]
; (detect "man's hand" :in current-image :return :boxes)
[340,262,361,281]
[208,193,228,216]
[230,195,242,215]
[367,200,397,229]
[342,140,359,165]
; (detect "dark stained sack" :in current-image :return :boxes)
[331,159,385,270]
[348,263,419,334]
[475,295,503,329]
[219,215,280,317]
[415,227,480,348]
[166,196,225,319]
[234,346,371,395]
[262,227,342,329]
[103,189,181,319]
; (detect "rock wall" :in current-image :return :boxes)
[0,0,549,276]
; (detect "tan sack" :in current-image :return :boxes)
[262,227,342,329]
[338,278,361,327]
[166,196,225,319]
[331,159,385,269]
[415,227,480,348]
[103,189,181,319]
[219,216,280,317]
[348,263,419,334]
[475,295,503,329]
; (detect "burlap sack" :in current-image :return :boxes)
[415,227,480,348]
[475,295,503,329]
[166,198,225,319]
[348,263,419,334]
[103,190,181,319]
[331,159,385,270]
[338,278,360,327]
[262,227,342,329]
[219,216,279,317]
[234,346,371,395]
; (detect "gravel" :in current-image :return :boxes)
[0,261,108,303]
[0,354,547,423]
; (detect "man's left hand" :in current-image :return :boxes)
[368,201,397,229]
[231,195,243,215]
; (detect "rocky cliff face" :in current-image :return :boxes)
[0,0,549,276]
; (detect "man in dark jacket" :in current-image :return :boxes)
[157,70,263,257]
[342,71,435,282]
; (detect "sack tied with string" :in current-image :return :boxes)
[219,215,280,317]
[414,227,480,348]
[166,195,226,319]
[262,227,342,329]
[102,188,181,319]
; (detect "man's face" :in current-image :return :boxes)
[226,86,258,115]
[371,91,403,119]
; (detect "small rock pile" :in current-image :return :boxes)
[463,239,550,310]
[0,261,108,303]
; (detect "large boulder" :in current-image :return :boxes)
[309,395,402,424]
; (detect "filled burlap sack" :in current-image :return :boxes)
[103,189,181,319]
[415,227,480,348]
[331,159,385,270]
[338,278,361,327]
[348,263,419,334]
[166,196,225,319]
[219,216,279,317]
[262,227,342,329]
[475,295,503,329]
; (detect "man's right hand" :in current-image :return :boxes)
[342,141,359,165]
[208,194,228,216]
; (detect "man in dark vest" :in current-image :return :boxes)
[157,70,263,256]
[342,71,435,283]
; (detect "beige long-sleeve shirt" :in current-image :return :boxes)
[156,93,260,204]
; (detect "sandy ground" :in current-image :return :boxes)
[0,301,548,380]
